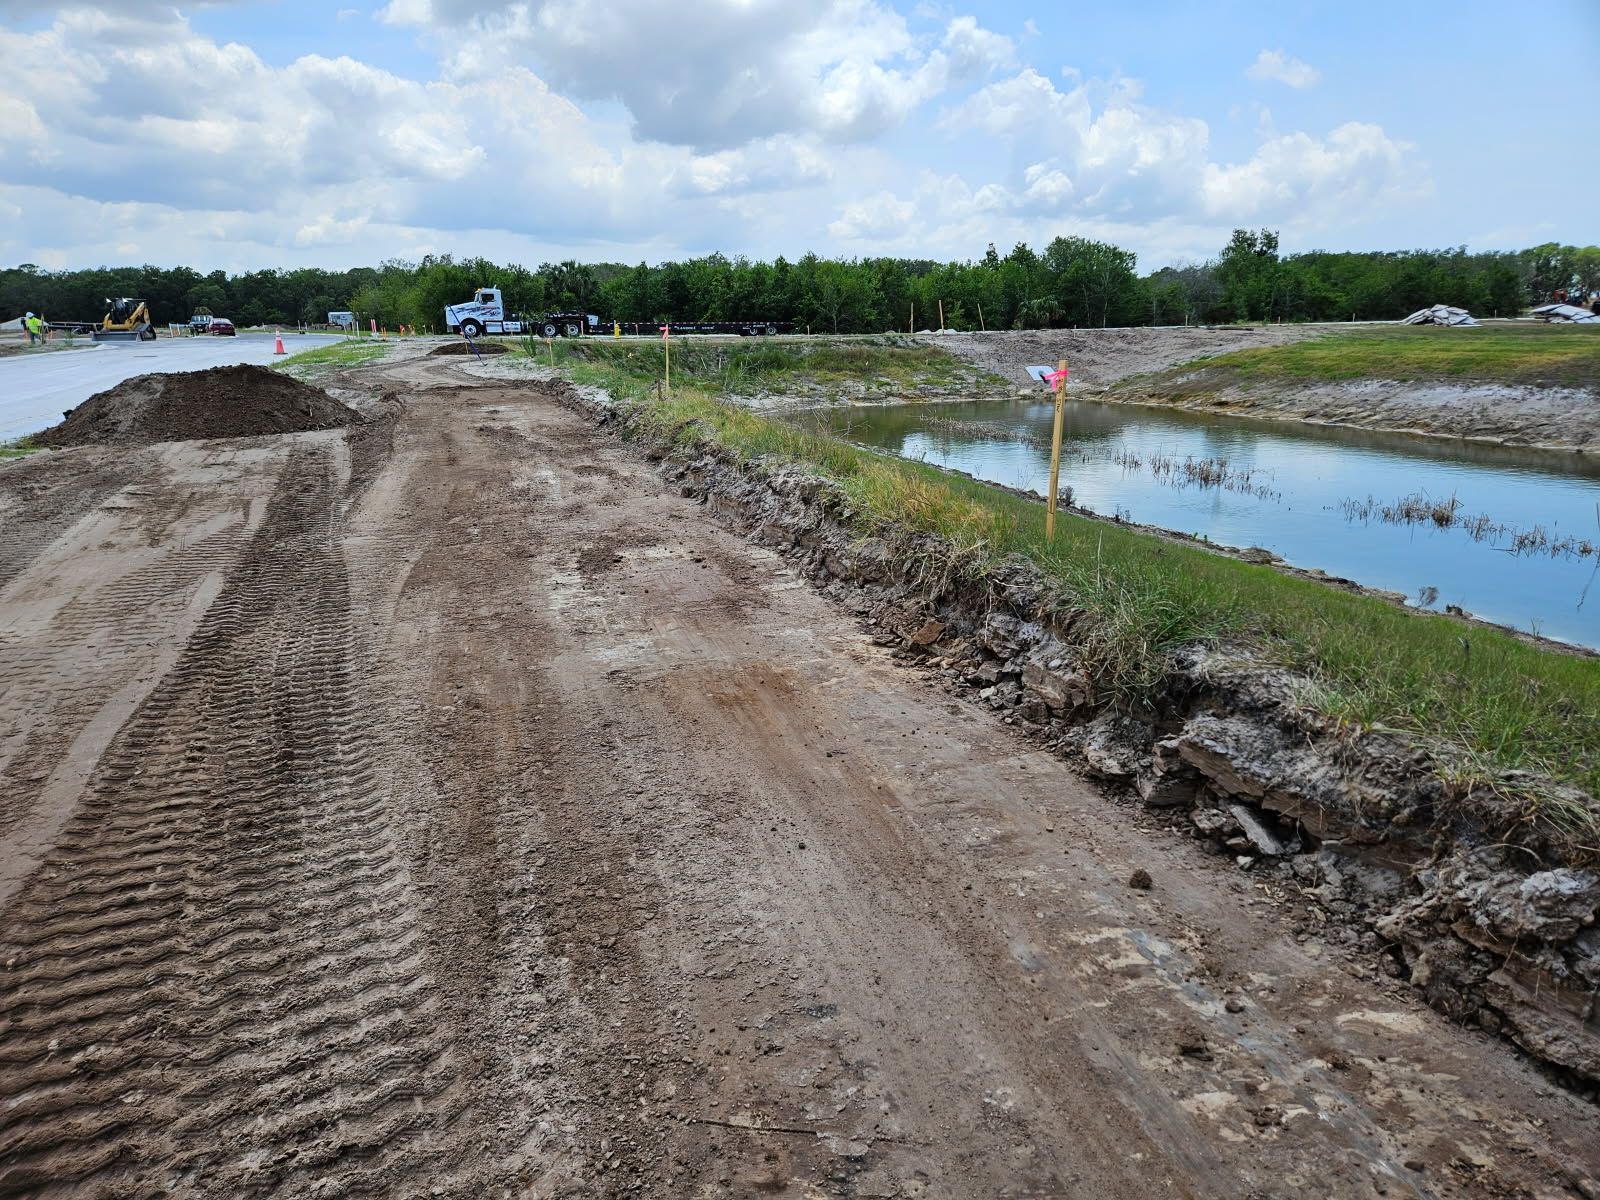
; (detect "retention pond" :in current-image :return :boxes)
[806,397,1600,650]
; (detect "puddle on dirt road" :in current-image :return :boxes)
[804,398,1600,649]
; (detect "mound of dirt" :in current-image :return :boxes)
[36,365,360,447]
[430,340,509,356]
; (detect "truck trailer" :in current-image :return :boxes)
[445,286,792,339]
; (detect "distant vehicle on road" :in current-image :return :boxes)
[209,318,236,336]
[189,313,214,335]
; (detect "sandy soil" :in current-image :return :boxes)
[1,350,1597,1198]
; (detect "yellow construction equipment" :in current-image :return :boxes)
[94,297,157,342]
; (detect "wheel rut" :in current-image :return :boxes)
[0,438,466,1199]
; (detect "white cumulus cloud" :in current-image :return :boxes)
[378,0,1014,150]
[1245,49,1321,89]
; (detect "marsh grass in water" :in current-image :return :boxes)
[1340,492,1599,560]
[533,345,1600,833]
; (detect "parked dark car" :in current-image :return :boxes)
[209,317,236,336]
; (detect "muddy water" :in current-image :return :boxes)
[808,397,1600,649]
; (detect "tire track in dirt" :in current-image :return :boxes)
[0,438,469,1198]
[0,452,143,594]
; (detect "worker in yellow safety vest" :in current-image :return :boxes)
[24,313,44,345]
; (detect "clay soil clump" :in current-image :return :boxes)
[35,364,360,447]
[430,340,509,356]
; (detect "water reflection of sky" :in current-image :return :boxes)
[816,399,1600,649]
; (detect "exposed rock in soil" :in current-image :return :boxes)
[35,364,358,447]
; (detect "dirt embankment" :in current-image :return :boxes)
[1118,371,1600,452]
[34,363,359,447]
[936,326,1317,391]
[941,326,1600,452]
[564,379,1600,1091]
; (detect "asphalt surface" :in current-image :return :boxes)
[0,332,343,441]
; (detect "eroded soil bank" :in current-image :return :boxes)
[1112,376,1600,453]
[559,377,1600,1093]
[937,326,1600,451]
[0,349,1595,1198]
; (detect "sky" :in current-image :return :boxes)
[0,1,1594,274]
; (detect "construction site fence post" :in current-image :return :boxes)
[1046,358,1067,541]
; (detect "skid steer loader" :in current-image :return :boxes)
[93,297,157,341]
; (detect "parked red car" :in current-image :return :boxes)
[209,317,236,336]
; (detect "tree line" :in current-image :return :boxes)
[5,236,1596,334]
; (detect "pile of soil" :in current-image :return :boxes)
[430,341,509,356]
[35,365,360,447]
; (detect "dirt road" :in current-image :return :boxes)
[1,351,1596,1198]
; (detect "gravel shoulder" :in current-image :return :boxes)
[0,350,1595,1197]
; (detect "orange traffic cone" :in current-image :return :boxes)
[273,330,286,355]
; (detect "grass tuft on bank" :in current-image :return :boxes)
[1,436,40,460]
[1124,323,1600,393]
[541,346,1600,835]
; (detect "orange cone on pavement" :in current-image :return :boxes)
[273,330,286,355]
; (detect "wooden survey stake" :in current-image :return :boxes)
[1046,358,1067,540]
[663,324,671,395]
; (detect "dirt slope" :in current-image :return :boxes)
[0,352,1595,1198]
[936,326,1315,391]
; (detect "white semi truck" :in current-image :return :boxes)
[444,287,533,337]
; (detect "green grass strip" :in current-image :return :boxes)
[271,338,390,374]
[524,336,1005,395]
[1127,324,1600,390]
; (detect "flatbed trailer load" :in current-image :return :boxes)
[534,312,793,338]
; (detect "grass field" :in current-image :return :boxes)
[540,343,1600,844]
[273,338,391,377]
[1123,323,1600,392]
[525,336,1006,396]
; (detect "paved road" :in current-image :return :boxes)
[0,333,344,440]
